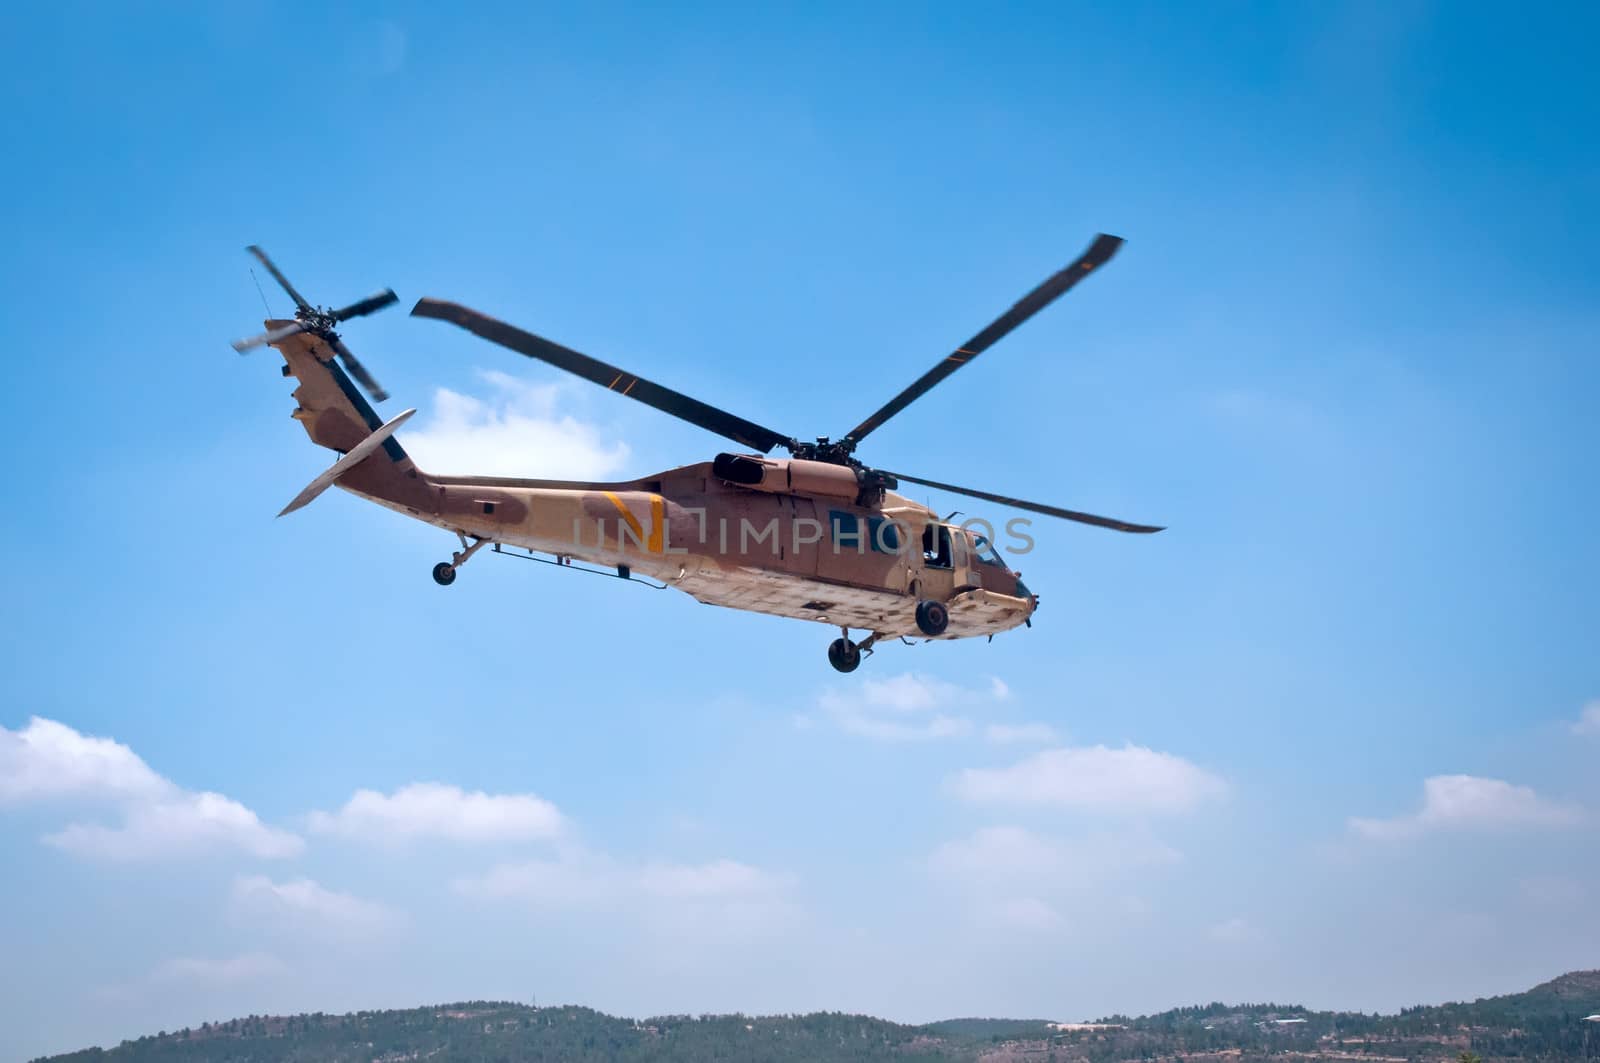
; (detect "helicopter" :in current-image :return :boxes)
[232,235,1161,673]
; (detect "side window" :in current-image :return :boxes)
[867,516,901,553]
[921,524,953,568]
[831,511,902,554]
[830,510,865,553]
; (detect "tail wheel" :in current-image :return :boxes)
[432,562,457,586]
[827,637,862,673]
[915,599,949,637]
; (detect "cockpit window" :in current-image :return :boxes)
[972,533,1004,566]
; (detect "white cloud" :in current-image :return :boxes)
[983,722,1060,746]
[1349,775,1583,841]
[308,782,564,845]
[45,792,302,861]
[815,673,1011,742]
[401,371,630,478]
[231,875,401,933]
[2,717,302,860]
[0,716,166,803]
[1572,701,1600,737]
[949,744,1227,813]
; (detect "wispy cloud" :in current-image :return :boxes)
[97,952,289,1002]
[2,717,302,860]
[932,824,1180,884]
[1208,916,1262,944]
[1518,875,1584,907]
[1349,775,1583,841]
[148,952,289,984]
[401,371,630,478]
[930,825,1179,932]
[813,673,1018,742]
[453,846,801,954]
[455,852,792,908]
[308,782,564,846]
[231,875,401,934]
[1571,701,1600,737]
[976,896,1066,932]
[949,744,1227,813]
[983,722,1060,746]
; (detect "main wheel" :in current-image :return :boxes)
[432,562,457,586]
[827,637,861,673]
[915,599,950,637]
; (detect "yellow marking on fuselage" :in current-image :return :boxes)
[604,491,666,553]
[648,494,664,553]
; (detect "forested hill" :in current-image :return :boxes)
[33,971,1600,1063]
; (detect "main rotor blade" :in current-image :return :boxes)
[411,298,792,453]
[887,470,1164,534]
[843,233,1125,447]
[231,320,308,353]
[330,336,390,403]
[246,245,312,311]
[332,289,399,322]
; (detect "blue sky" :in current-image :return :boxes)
[1,2,1597,1059]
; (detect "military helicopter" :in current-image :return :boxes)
[233,235,1161,672]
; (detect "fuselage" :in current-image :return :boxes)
[355,456,1038,640]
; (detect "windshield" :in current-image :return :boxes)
[971,533,1004,566]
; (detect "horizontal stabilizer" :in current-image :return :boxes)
[278,408,416,517]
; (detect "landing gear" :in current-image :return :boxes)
[827,629,883,673]
[432,534,490,587]
[915,599,950,637]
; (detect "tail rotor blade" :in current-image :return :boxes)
[332,289,399,322]
[232,320,309,353]
[246,245,312,310]
[887,470,1164,534]
[331,336,390,403]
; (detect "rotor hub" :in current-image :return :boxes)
[294,306,340,337]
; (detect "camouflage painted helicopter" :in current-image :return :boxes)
[232,236,1161,672]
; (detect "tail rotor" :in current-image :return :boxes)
[231,246,397,402]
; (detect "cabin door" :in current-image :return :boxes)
[783,496,820,577]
